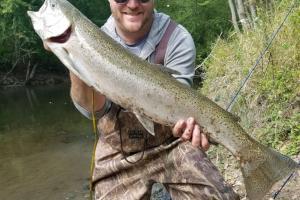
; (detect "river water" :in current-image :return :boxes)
[0,86,94,200]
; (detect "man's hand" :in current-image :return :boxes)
[172,117,210,151]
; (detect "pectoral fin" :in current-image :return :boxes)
[135,113,155,136]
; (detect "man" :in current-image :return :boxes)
[69,0,239,199]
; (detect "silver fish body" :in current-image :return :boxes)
[28,0,299,199]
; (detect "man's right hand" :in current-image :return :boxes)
[172,117,210,151]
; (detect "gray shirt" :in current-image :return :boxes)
[74,11,196,119]
[102,12,196,85]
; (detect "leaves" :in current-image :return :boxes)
[0,0,31,15]
[0,0,111,73]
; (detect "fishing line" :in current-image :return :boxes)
[226,0,298,112]
[271,161,300,199]
[225,1,299,198]
[89,90,99,200]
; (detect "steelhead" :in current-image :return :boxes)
[28,0,299,199]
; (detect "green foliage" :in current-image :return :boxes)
[156,0,232,62]
[0,0,110,75]
[0,0,39,71]
[201,0,300,155]
[0,0,231,75]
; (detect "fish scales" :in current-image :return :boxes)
[27,0,299,199]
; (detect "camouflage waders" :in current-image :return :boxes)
[92,103,239,200]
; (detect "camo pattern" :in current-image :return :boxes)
[92,104,239,200]
[96,103,175,154]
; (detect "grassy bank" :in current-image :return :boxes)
[200,0,300,156]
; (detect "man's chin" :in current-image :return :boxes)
[123,23,143,33]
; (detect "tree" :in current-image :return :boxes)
[227,0,267,32]
[228,0,241,32]
[228,0,257,32]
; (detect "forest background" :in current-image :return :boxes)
[0,0,299,159]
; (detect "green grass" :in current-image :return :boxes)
[200,1,300,156]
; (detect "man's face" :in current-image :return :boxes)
[109,0,154,34]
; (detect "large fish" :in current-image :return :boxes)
[27,0,299,199]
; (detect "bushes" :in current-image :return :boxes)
[201,0,300,155]
[0,0,39,72]
[0,0,110,76]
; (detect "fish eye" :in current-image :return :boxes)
[51,4,55,8]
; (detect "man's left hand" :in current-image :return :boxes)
[172,117,210,151]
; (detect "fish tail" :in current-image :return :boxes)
[241,143,299,200]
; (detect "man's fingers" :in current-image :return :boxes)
[200,131,210,151]
[173,118,211,151]
[191,124,201,147]
[172,119,185,137]
[181,117,195,140]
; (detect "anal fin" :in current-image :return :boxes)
[134,113,155,136]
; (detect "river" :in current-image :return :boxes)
[0,86,93,200]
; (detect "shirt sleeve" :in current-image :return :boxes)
[72,99,112,120]
[164,24,196,87]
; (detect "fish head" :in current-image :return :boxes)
[27,0,72,41]
[28,0,94,86]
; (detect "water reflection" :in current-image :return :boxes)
[0,86,93,200]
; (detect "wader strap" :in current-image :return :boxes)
[117,107,147,164]
[154,20,177,65]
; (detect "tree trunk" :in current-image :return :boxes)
[236,0,251,31]
[25,62,38,85]
[245,4,253,29]
[249,0,258,28]
[228,0,241,33]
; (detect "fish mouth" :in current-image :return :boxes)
[48,26,72,43]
